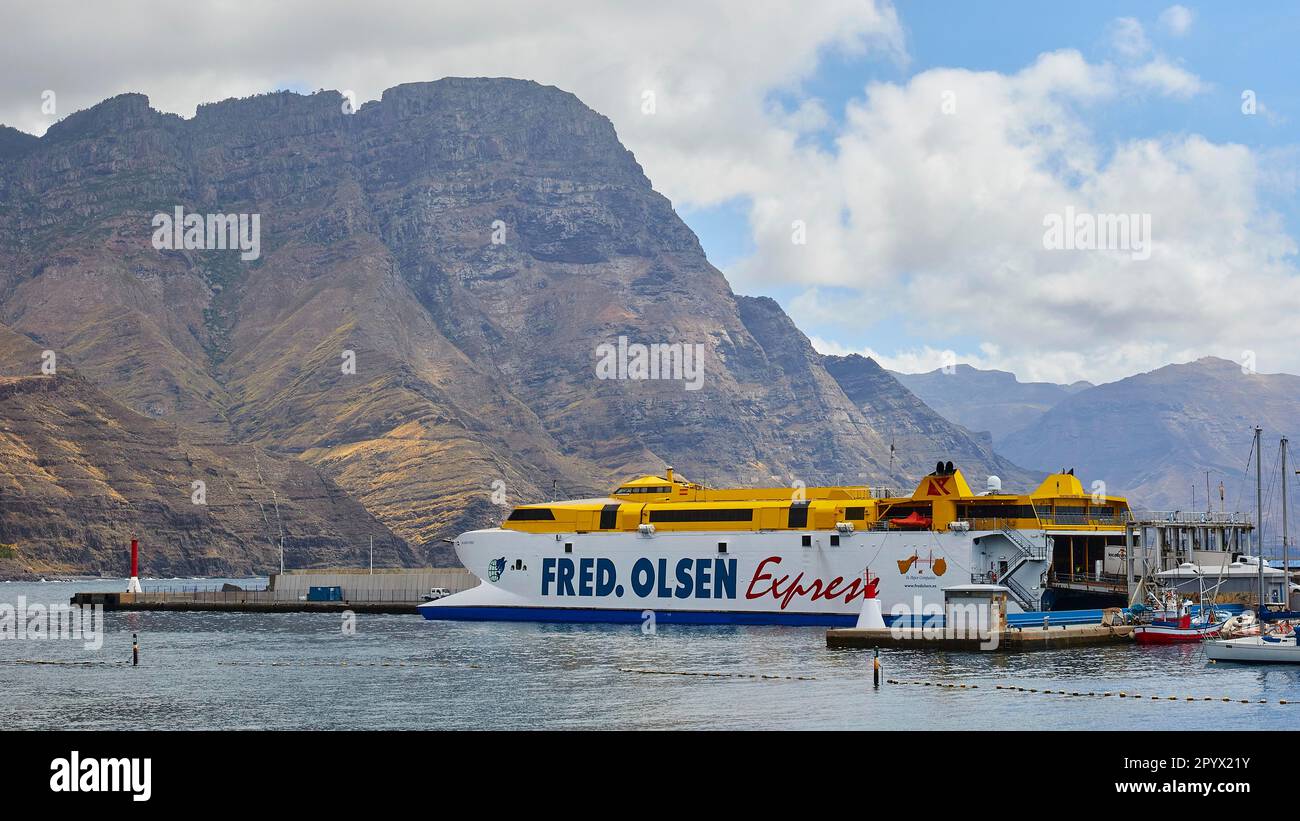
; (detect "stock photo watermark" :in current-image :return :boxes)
[890,596,1002,651]
[1042,207,1152,260]
[595,336,704,390]
[0,598,104,651]
[151,207,261,261]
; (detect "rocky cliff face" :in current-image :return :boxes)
[0,78,1032,574]
[0,325,413,577]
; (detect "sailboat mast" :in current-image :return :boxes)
[1255,426,1264,610]
[1283,436,1290,609]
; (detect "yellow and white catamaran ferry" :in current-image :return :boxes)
[419,463,1133,625]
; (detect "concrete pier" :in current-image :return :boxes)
[826,623,1136,651]
[71,567,479,614]
[69,592,421,614]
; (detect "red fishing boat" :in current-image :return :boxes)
[1133,611,1225,644]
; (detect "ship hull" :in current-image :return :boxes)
[1204,636,1300,663]
[419,526,1028,626]
[1132,622,1224,644]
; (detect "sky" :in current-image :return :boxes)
[3,1,1298,384]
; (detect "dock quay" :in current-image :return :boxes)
[831,584,1136,651]
[71,568,478,614]
[826,622,1136,651]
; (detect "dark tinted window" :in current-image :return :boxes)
[507,507,556,521]
[647,508,753,523]
[788,502,809,529]
[599,504,620,529]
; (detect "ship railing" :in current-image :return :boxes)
[1127,510,1253,525]
[1000,528,1050,561]
[969,518,1039,533]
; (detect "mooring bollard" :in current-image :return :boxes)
[873,647,881,688]
[132,633,139,667]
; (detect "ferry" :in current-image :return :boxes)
[419,463,1136,626]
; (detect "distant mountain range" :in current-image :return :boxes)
[0,79,1023,577]
[898,358,1300,534]
[891,365,1092,443]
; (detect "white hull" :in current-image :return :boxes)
[1205,635,1300,663]
[419,526,1047,624]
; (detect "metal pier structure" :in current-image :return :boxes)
[1122,511,1254,603]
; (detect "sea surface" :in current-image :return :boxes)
[2,578,1298,730]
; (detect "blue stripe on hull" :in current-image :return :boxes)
[421,605,863,627]
[420,604,1134,628]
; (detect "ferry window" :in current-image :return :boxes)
[830,535,840,547]
[801,535,812,547]
[507,507,556,521]
[717,542,727,554]
[564,542,572,553]
[846,507,865,520]
[599,504,620,529]
[647,508,753,523]
[788,503,809,529]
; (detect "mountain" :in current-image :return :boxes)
[891,364,1091,443]
[822,354,1035,489]
[0,324,414,578]
[0,79,1034,575]
[995,357,1300,519]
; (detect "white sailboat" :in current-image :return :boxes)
[1205,630,1300,663]
[1205,430,1300,664]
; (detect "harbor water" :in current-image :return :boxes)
[3,579,1299,730]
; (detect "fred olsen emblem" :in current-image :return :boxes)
[487,556,506,582]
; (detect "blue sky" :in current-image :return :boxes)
[678,2,1300,380]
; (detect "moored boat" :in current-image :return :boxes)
[420,462,1139,625]
[1205,632,1300,663]
[1133,612,1226,644]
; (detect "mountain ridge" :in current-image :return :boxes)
[0,78,1038,575]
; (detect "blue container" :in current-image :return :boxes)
[307,586,343,602]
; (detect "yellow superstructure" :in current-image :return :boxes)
[501,463,1131,535]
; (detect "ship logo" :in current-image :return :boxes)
[896,552,947,576]
[924,476,951,496]
[487,556,506,582]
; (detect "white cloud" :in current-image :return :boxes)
[1158,5,1195,36]
[1109,18,1152,59]
[726,48,1300,385]
[1128,57,1206,98]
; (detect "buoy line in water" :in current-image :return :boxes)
[2,659,129,667]
[886,679,1293,704]
[621,667,818,681]
[216,660,455,668]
